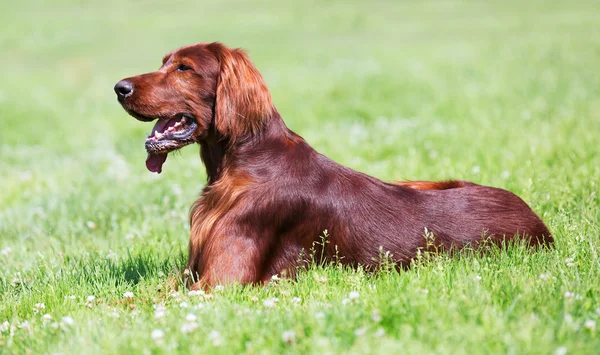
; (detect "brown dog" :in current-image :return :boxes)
[114,42,552,289]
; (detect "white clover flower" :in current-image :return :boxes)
[195,303,205,311]
[185,314,198,322]
[65,295,76,300]
[181,322,198,333]
[341,298,350,305]
[1,247,11,256]
[375,328,385,337]
[151,329,165,341]
[263,298,277,308]
[271,274,280,281]
[155,310,165,319]
[0,321,10,332]
[371,310,382,322]
[107,311,120,318]
[565,258,575,267]
[188,290,205,297]
[584,320,596,331]
[87,295,96,302]
[555,346,567,355]
[86,221,97,230]
[282,330,296,344]
[539,273,550,281]
[18,321,30,331]
[179,302,189,308]
[291,297,301,304]
[473,275,482,282]
[61,316,75,326]
[214,285,224,292]
[354,327,367,336]
[348,291,360,300]
[209,330,222,346]
[42,314,52,322]
[564,291,575,299]
[123,291,134,299]
[35,303,45,310]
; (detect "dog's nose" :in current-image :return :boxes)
[114,80,134,99]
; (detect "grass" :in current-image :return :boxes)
[1,0,599,353]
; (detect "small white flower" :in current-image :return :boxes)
[271,274,280,281]
[1,247,11,256]
[42,314,52,322]
[151,329,165,341]
[181,322,198,333]
[291,297,301,304]
[565,258,575,267]
[214,285,224,292]
[209,330,222,346]
[35,303,45,310]
[341,298,350,305]
[564,291,575,299]
[263,298,277,308]
[107,311,120,318]
[123,291,134,299]
[539,273,550,281]
[195,303,205,311]
[371,310,382,322]
[354,327,367,336]
[155,310,165,319]
[584,320,596,331]
[422,289,429,294]
[61,316,75,326]
[1,321,10,332]
[87,295,96,302]
[185,314,197,322]
[282,330,296,344]
[179,302,189,308]
[86,221,97,230]
[473,275,482,282]
[596,307,600,315]
[472,166,480,174]
[18,321,30,331]
[107,250,117,259]
[501,171,510,179]
[348,291,360,300]
[65,295,76,300]
[555,346,567,355]
[375,328,385,337]
[50,322,59,329]
[188,290,205,297]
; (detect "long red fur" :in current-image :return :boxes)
[116,42,553,289]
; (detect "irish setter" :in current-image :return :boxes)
[114,42,552,289]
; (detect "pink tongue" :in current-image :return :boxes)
[146,153,167,174]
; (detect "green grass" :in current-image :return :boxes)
[1,0,600,353]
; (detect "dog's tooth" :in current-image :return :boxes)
[174,121,182,127]
[167,126,175,132]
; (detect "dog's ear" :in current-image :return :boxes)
[207,42,274,140]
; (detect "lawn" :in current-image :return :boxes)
[1,0,599,353]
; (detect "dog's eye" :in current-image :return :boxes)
[177,64,192,72]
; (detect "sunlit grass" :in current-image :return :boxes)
[1,0,599,353]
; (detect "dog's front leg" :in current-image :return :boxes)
[189,234,261,290]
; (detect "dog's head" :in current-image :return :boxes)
[114,42,274,173]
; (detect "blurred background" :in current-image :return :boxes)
[1,0,599,261]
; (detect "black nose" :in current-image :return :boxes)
[114,80,134,99]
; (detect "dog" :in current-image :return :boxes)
[114,42,552,289]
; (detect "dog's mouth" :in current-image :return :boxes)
[144,114,198,174]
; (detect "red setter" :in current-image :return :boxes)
[114,42,552,289]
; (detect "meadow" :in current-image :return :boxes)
[1,0,599,353]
